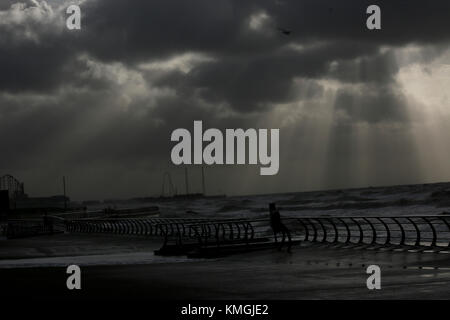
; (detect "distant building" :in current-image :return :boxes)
[0,174,26,210]
[0,175,73,210]
[0,190,9,212]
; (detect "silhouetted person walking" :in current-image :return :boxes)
[269,203,292,252]
[43,211,54,234]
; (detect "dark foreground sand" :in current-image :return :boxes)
[1,234,450,299]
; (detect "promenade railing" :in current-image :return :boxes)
[63,214,450,249]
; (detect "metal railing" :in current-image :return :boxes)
[157,219,270,249]
[65,217,230,237]
[4,219,57,239]
[286,215,450,248]
[64,217,270,249]
[63,214,450,249]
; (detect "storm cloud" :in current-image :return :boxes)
[1,0,450,199]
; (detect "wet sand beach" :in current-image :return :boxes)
[1,233,449,300]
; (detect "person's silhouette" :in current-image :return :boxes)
[43,211,53,234]
[269,203,292,251]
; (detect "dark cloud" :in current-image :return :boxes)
[152,41,392,112]
[1,0,450,198]
[265,0,450,45]
[79,0,450,61]
[328,49,399,84]
[1,0,449,95]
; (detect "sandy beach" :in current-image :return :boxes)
[1,233,450,300]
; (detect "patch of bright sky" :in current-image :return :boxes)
[139,53,216,74]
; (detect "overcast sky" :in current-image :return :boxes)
[1,0,450,200]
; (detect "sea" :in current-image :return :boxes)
[89,182,450,219]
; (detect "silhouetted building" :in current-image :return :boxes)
[0,190,9,212]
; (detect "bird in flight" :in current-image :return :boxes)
[277,27,292,35]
